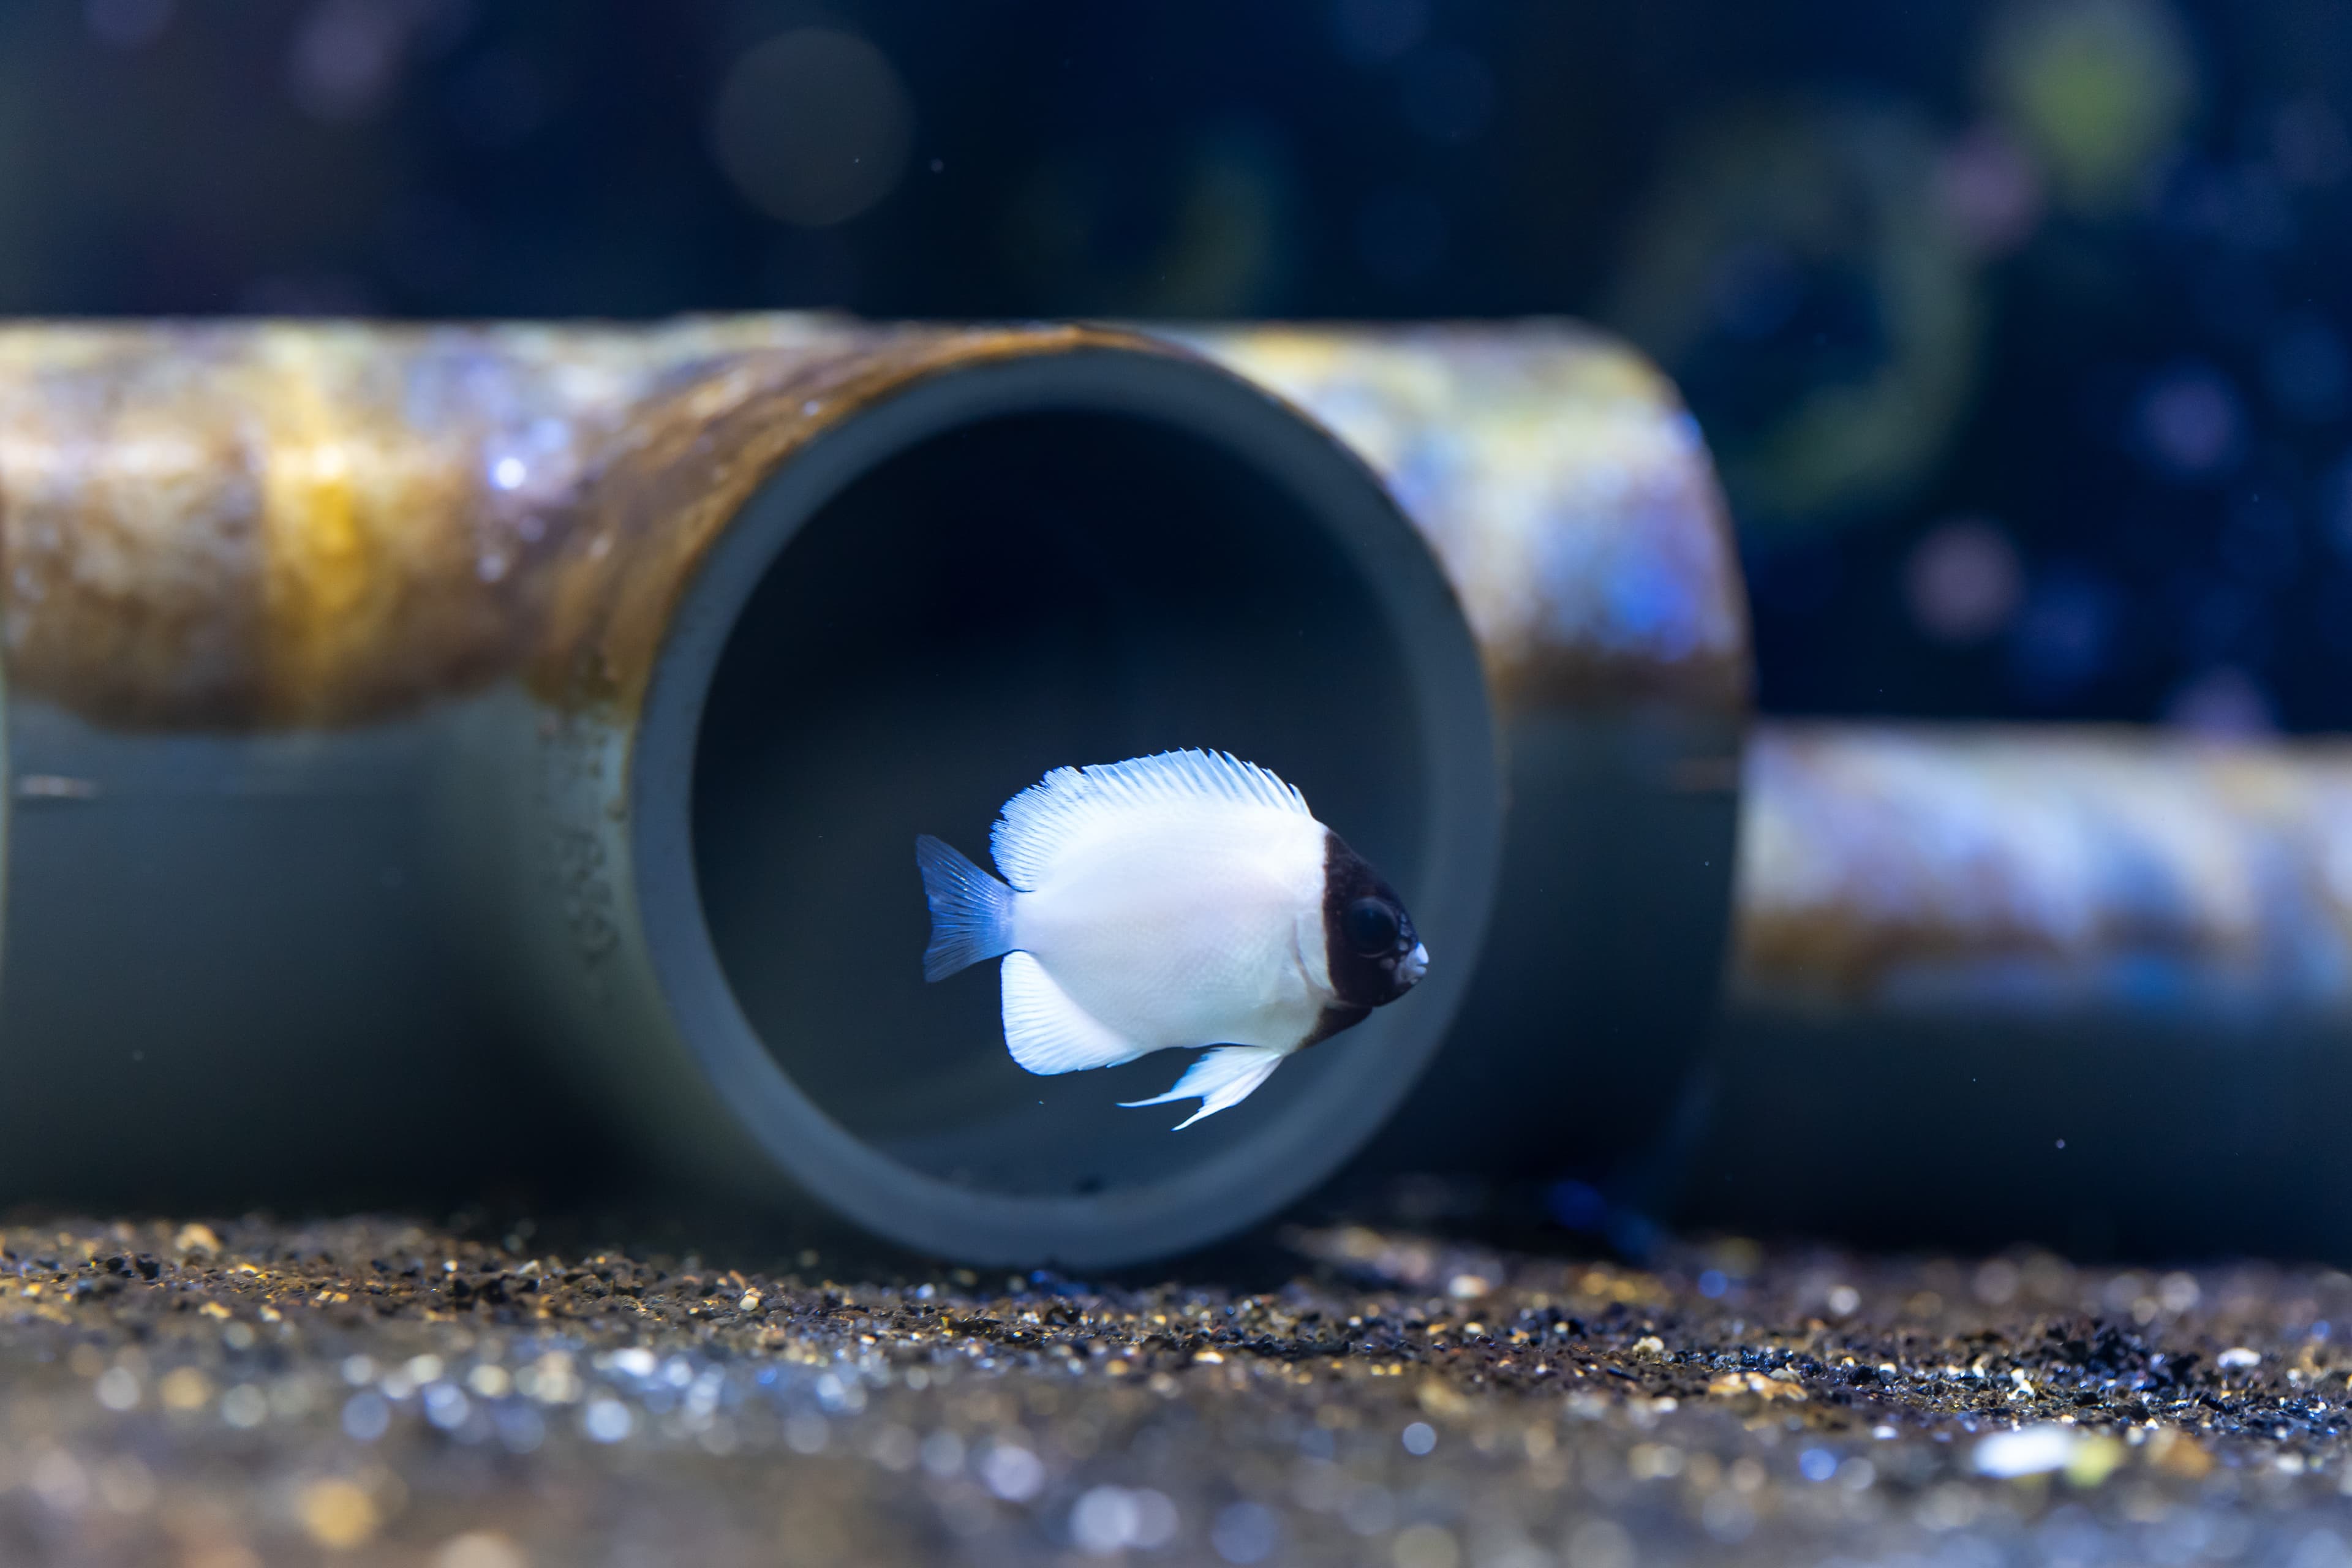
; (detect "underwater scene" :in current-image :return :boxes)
[0,1,2345,1564]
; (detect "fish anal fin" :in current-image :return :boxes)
[1118,1045,1287,1128]
[1000,951,1144,1075]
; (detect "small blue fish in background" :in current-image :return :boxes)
[915,750,1430,1127]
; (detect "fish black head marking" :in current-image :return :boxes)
[1319,831,1427,1013]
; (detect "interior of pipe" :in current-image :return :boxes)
[692,410,1432,1201]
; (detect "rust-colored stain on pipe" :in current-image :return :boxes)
[0,315,1750,732]
[1180,321,1748,717]
[0,318,1149,728]
[518,321,1158,719]
[1734,722,2352,1014]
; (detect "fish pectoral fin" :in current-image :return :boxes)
[1119,1046,1287,1129]
[1000,951,1145,1075]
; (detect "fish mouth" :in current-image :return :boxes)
[1396,942,1429,989]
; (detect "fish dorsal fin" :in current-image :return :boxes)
[990,749,1311,892]
[1000,951,1150,1074]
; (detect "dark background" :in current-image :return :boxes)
[5,0,2348,729]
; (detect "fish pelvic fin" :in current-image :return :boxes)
[1119,1045,1287,1129]
[1000,951,1148,1074]
[916,834,1016,982]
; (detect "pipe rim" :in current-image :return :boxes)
[630,343,1501,1267]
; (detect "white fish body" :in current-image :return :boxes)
[916,750,1428,1127]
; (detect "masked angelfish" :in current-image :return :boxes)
[913,749,1429,1127]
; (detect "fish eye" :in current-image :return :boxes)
[1342,897,1401,956]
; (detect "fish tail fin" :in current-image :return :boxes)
[1118,1046,1287,1129]
[915,834,1016,982]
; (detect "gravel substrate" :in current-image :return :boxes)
[2,1213,2348,1566]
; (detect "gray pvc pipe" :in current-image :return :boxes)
[0,326,1502,1268]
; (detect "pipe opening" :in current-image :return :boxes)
[692,408,1433,1200]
